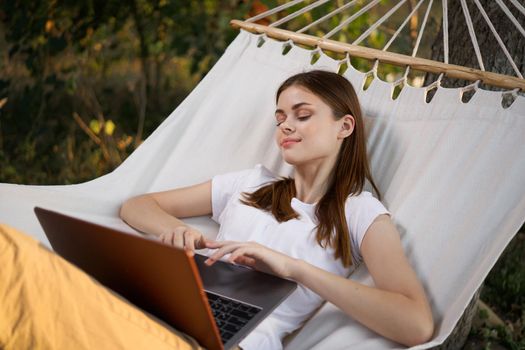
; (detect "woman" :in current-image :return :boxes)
[120,70,434,349]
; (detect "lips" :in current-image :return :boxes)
[281,138,301,147]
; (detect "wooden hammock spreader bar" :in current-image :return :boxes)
[230,19,525,92]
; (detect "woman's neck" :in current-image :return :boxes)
[292,158,336,204]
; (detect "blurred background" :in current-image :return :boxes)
[0,0,523,348]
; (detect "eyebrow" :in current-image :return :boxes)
[275,102,313,116]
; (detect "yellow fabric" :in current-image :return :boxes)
[0,224,204,350]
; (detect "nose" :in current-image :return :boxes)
[279,120,295,134]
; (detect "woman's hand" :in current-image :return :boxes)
[158,226,208,251]
[204,240,297,279]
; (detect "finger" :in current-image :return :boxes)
[160,233,170,245]
[234,256,256,267]
[172,231,184,248]
[205,243,243,265]
[229,247,259,265]
[195,235,206,250]
[229,247,249,263]
[211,243,243,260]
[204,240,229,249]
[167,232,174,245]
[184,231,195,251]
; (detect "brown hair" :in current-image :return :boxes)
[240,70,381,267]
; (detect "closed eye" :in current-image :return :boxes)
[275,115,311,127]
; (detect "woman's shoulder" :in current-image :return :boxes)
[344,190,389,214]
[213,163,278,193]
[249,163,279,187]
[344,190,391,264]
[345,190,375,202]
[254,163,279,178]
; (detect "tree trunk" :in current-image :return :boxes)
[424,0,525,94]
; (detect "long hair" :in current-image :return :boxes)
[240,70,381,267]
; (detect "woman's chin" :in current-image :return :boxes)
[282,155,308,166]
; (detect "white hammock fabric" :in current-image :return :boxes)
[1,30,524,349]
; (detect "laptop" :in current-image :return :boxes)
[34,206,297,350]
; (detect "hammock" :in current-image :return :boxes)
[1,2,524,349]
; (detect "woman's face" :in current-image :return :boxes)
[275,85,353,165]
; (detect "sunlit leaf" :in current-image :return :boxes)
[104,120,115,135]
[45,20,54,33]
[89,120,101,134]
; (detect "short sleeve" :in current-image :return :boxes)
[346,192,391,264]
[211,166,259,224]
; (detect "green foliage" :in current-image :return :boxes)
[482,233,525,320]
[475,232,525,348]
[468,322,525,350]
[466,231,525,348]
[0,0,254,184]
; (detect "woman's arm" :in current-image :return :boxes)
[205,214,434,347]
[119,180,213,238]
[290,215,434,346]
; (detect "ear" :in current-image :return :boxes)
[338,114,355,139]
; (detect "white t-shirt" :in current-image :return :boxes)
[210,163,390,350]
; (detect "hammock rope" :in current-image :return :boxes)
[473,0,523,79]
[460,0,485,71]
[298,0,359,34]
[402,0,434,79]
[240,0,525,91]
[246,0,305,23]
[353,0,408,46]
[270,0,331,27]
[496,0,525,38]
[508,0,525,17]
[442,0,449,64]
[324,0,382,39]
[412,0,433,58]
[382,0,425,52]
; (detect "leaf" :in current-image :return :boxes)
[104,120,115,135]
[89,120,101,134]
[45,20,54,33]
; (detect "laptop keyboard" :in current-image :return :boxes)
[205,291,262,344]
